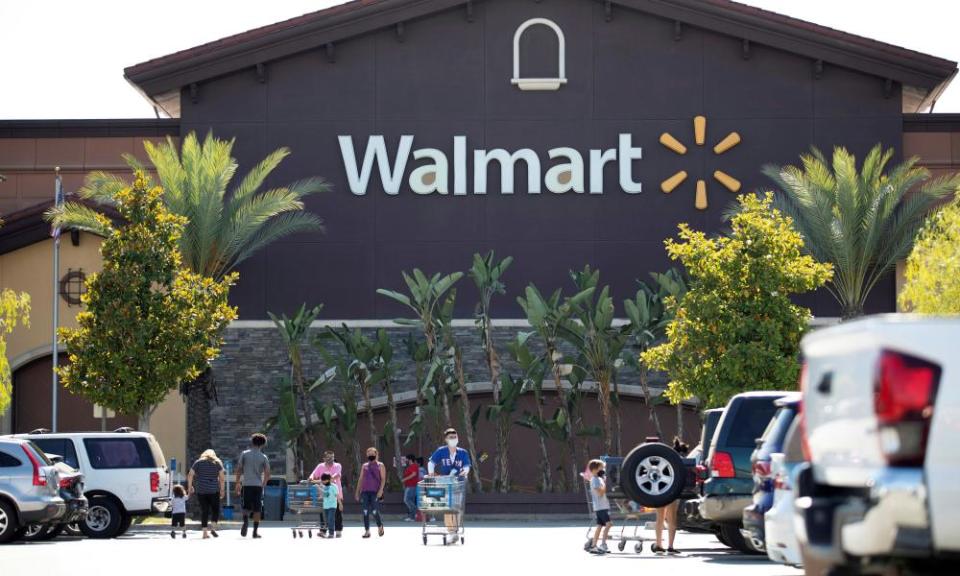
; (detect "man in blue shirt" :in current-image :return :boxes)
[427,428,470,543]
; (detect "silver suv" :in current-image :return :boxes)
[0,438,66,543]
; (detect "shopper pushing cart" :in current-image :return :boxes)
[420,427,471,545]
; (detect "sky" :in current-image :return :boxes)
[1,0,959,119]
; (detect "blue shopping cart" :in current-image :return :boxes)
[417,476,467,546]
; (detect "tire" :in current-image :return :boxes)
[80,497,123,539]
[63,523,81,537]
[621,442,687,508]
[0,500,20,544]
[21,524,51,541]
[41,524,65,540]
[715,528,730,547]
[618,540,626,551]
[116,513,133,536]
[719,522,762,555]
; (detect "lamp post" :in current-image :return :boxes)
[51,167,64,432]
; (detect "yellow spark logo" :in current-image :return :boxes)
[659,116,741,210]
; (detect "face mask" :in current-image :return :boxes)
[324,455,334,463]
[323,482,330,486]
[367,454,377,461]
[596,470,606,477]
[447,438,459,448]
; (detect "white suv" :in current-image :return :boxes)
[11,430,170,538]
[795,315,959,574]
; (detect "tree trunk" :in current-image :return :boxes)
[638,368,664,439]
[676,401,684,443]
[496,410,511,492]
[290,348,319,464]
[455,348,483,493]
[532,384,553,493]
[483,318,510,493]
[360,375,377,450]
[383,377,402,482]
[598,373,613,455]
[138,405,155,433]
[612,376,622,456]
[549,355,580,490]
[186,369,213,464]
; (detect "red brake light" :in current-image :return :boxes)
[695,464,708,483]
[150,471,160,493]
[752,461,772,479]
[59,477,75,488]
[874,350,940,467]
[22,445,46,487]
[711,451,735,478]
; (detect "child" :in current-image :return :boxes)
[320,473,339,538]
[170,484,187,539]
[587,459,612,554]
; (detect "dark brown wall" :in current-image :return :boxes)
[179,0,902,320]
[12,356,136,433]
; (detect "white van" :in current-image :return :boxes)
[11,430,170,538]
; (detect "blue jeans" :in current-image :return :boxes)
[324,507,336,536]
[403,486,417,519]
[360,491,383,531]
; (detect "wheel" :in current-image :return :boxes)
[715,528,730,547]
[21,524,50,541]
[0,501,22,544]
[80,497,123,539]
[423,535,428,545]
[443,535,448,546]
[64,523,82,537]
[584,538,593,551]
[291,529,296,538]
[41,524,66,540]
[298,530,303,538]
[621,442,687,508]
[116,513,133,536]
[635,542,643,553]
[719,522,762,555]
[308,530,313,538]
[618,540,626,551]
[461,536,465,545]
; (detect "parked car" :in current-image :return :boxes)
[20,457,87,541]
[679,407,725,533]
[11,430,170,539]
[0,438,66,543]
[742,393,801,552]
[764,418,805,567]
[699,391,788,554]
[795,315,960,575]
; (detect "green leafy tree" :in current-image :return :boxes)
[763,144,960,318]
[269,303,323,471]
[900,197,960,314]
[468,251,513,492]
[621,269,687,439]
[643,193,833,408]
[562,266,627,455]
[57,173,237,428]
[48,131,327,460]
[315,339,362,480]
[484,333,537,492]
[0,288,30,414]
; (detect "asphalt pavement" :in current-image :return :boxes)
[2,523,803,576]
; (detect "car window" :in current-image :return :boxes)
[700,410,723,453]
[755,406,797,460]
[726,399,780,448]
[83,438,156,469]
[32,438,81,469]
[0,450,23,467]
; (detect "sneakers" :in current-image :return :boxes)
[598,543,609,553]
[240,520,248,537]
[587,546,607,555]
[403,517,415,522]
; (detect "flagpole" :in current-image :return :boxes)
[52,167,63,432]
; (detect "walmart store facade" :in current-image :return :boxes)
[2,0,959,488]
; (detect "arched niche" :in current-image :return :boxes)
[511,18,568,91]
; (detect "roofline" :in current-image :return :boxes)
[903,113,960,132]
[0,196,117,256]
[0,119,180,139]
[125,0,957,110]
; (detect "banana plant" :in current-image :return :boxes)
[561,266,628,456]
[469,251,513,492]
[264,378,306,479]
[269,303,323,466]
[485,333,538,491]
[314,333,363,479]
[403,332,433,452]
[368,329,403,481]
[518,282,594,490]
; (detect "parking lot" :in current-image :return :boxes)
[2,522,802,576]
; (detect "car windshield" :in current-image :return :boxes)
[726,399,780,448]
[755,406,798,461]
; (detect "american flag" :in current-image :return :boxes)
[52,172,64,240]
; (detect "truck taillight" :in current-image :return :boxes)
[695,464,708,483]
[150,471,160,493]
[711,451,735,478]
[21,446,46,487]
[874,350,940,467]
[752,461,772,479]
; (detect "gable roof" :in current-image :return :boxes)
[125,0,957,117]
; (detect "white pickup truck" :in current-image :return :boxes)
[795,315,959,575]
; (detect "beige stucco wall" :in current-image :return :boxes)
[0,233,186,466]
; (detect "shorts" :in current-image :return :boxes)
[595,510,611,526]
[242,486,264,513]
[171,512,185,528]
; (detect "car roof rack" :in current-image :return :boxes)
[29,428,51,435]
[113,427,136,433]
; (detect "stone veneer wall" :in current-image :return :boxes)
[208,324,666,478]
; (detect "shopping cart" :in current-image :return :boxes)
[417,476,467,546]
[286,482,323,538]
[582,475,652,553]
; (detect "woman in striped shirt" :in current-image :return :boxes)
[188,449,225,539]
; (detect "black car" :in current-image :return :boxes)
[679,408,724,532]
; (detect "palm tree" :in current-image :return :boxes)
[764,144,960,319]
[46,131,328,462]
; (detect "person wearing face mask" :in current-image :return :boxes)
[354,447,386,538]
[318,473,339,538]
[309,450,343,537]
[586,459,613,554]
[428,428,472,543]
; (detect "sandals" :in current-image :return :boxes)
[378,526,385,537]
[667,548,680,555]
[651,544,665,554]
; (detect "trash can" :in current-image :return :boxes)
[263,478,288,521]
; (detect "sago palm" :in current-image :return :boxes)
[46,131,327,280]
[764,144,960,319]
